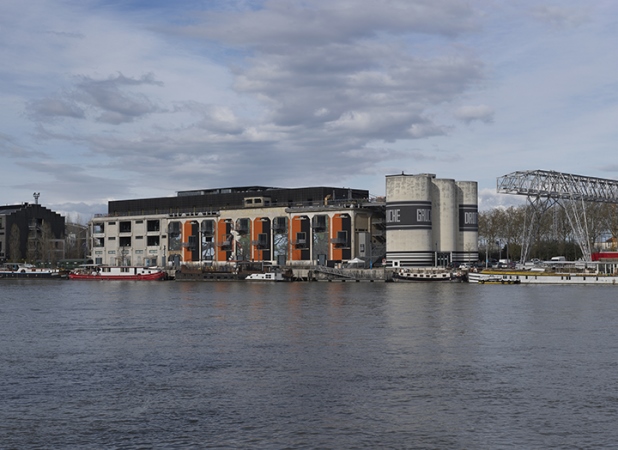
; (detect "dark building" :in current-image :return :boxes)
[108,186,370,216]
[0,203,65,263]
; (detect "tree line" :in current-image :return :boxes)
[478,202,618,262]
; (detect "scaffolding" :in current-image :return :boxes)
[497,170,618,262]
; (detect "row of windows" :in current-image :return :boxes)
[97,216,332,233]
[93,220,161,234]
[95,231,349,250]
[94,236,161,247]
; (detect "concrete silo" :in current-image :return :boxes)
[455,181,479,264]
[431,178,457,259]
[386,173,478,267]
[385,174,434,267]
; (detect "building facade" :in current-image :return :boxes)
[0,203,65,264]
[90,186,386,268]
[385,173,478,267]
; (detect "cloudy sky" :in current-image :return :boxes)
[1,0,616,220]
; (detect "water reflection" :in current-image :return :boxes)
[1,281,617,448]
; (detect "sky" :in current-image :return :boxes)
[1,0,616,221]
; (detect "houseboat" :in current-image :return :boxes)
[392,267,464,282]
[69,265,167,281]
[0,263,65,279]
[468,261,618,285]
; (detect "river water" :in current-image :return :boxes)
[1,280,617,449]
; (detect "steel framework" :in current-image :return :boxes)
[497,170,618,262]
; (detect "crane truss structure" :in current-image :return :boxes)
[497,170,618,262]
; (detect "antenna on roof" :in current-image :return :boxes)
[33,192,40,205]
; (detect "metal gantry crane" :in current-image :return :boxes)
[497,170,618,262]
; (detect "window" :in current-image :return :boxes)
[312,215,327,232]
[188,235,197,249]
[168,221,181,251]
[119,221,131,233]
[201,220,214,235]
[93,238,104,247]
[334,231,348,246]
[147,236,160,246]
[119,237,131,247]
[296,232,307,247]
[273,217,287,233]
[258,233,268,248]
[93,222,104,233]
[236,219,250,234]
[147,220,160,232]
[108,237,116,241]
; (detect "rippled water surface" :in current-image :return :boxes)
[1,280,618,449]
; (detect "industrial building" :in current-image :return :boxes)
[89,174,478,269]
[385,173,478,267]
[0,198,65,264]
[90,186,386,268]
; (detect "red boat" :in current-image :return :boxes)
[69,265,167,280]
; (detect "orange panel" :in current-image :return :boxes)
[217,219,228,262]
[182,221,192,262]
[289,216,302,261]
[252,218,264,261]
[331,215,343,260]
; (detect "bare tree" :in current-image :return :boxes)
[40,222,55,266]
[9,224,21,262]
[598,204,618,251]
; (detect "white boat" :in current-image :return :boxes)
[0,263,64,280]
[392,267,464,282]
[69,265,167,281]
[466,273,520,284]
[245,271,285,282]
[468,269,618,285]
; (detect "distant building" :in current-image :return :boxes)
[0,203,65,264]
[89,175,479,269]
[386,173,478,267]
[90,186,386,268]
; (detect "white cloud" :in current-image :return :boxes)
[0,0,615,219]
[454,105,494,124]
[528,5,589,28]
